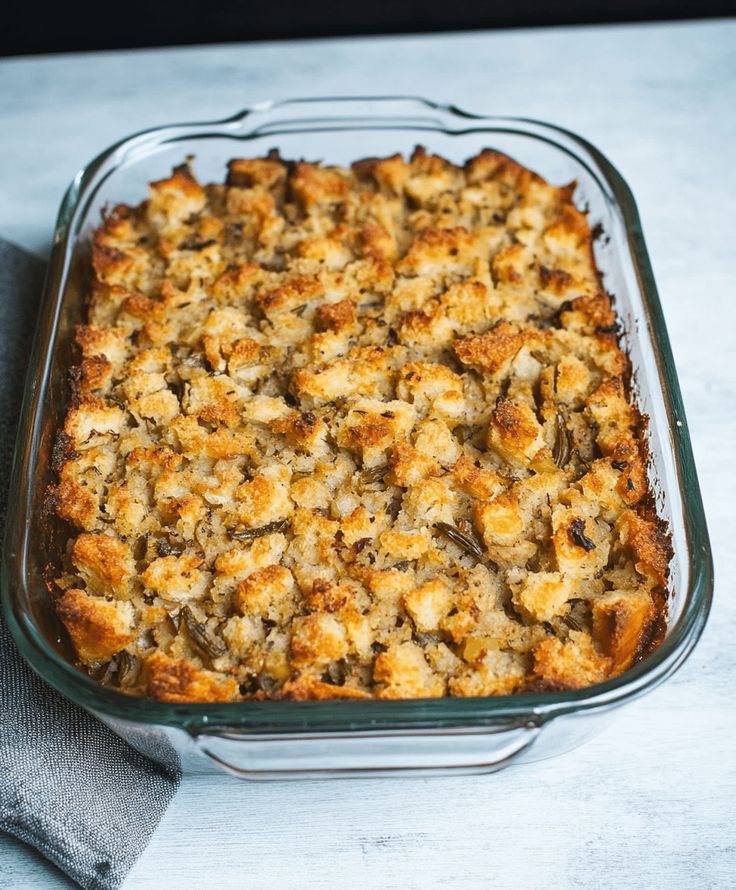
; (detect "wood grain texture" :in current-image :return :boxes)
[0,18,734,889]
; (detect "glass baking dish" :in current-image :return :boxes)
[1,97,713,779]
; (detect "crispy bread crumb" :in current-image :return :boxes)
[50,148,669,702]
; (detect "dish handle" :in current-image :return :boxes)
[192,719,543,780]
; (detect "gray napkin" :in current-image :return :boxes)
[0,238,181,890]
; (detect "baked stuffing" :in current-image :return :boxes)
[48,147,670,702]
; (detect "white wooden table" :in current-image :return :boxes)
[1,19,735,888]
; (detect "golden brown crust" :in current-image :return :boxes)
[71,533,134,598]
[49,147,669,702]
[57,589,135,663]
[145,652,240,703]
[591,590,656,673]
[315,298,357,333]
[453,322,542,378]
[532,633,612,690]
[280,676,372,701]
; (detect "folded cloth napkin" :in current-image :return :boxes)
[0,238,181,890]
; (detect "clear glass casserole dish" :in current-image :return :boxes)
[1,97,713,779]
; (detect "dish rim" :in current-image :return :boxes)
[1,95,713,733]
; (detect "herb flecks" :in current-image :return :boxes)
[156,539,184,557]
[181,605,227,658]
[361,465,387,484]
[568,519,596,552]
[177,238,217,252]
[322,660,347,686]
[434,522,485,561]
[117,651,140,686]
[232,519,290,541]
[552,411,571,468]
